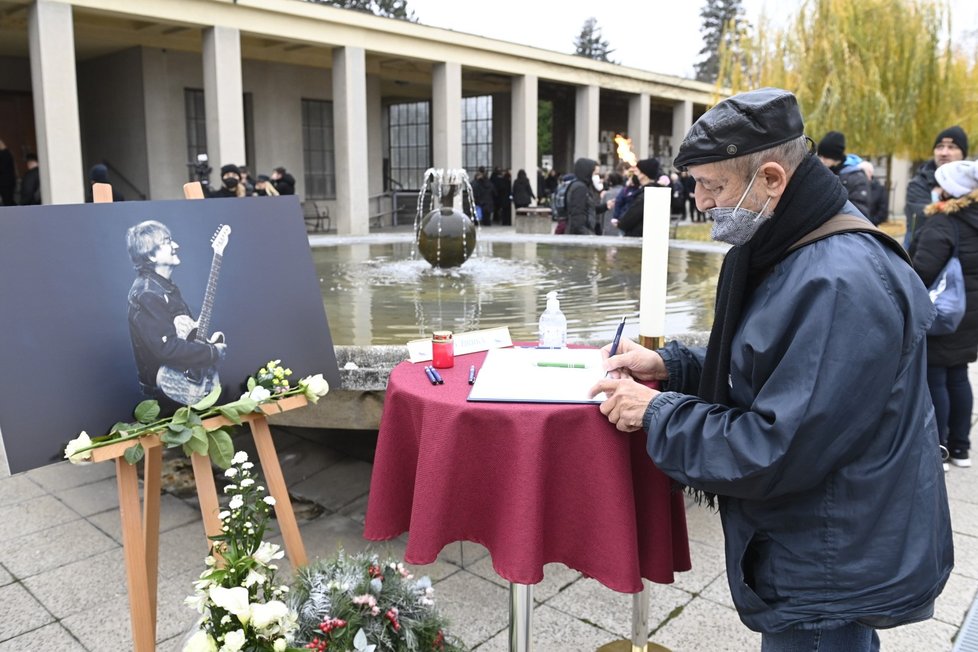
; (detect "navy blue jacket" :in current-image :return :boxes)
[644,229,953,633]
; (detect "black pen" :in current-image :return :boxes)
[423,366,438,385]
[429,367,445,384]
[468,365,476,384]
[606,315,627,377]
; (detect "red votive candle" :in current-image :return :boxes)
[431,330,454,369]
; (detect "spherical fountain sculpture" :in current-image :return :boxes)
[414,168,477,268]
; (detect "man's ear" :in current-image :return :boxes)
[758,162,788,198]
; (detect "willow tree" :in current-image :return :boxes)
[717,0,976,159]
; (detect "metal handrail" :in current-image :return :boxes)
[100,159,148,200]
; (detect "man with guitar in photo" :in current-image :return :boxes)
[126,220,230,407]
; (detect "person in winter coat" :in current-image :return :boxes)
[511,169,535,209]
[613,158,667,237]
[472,167,495,226]
[904,126,968,248]
[909,160,978,469]
[565,157,612,235]
[590,88,952,651]
[817,131,872,219]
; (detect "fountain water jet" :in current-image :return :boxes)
[414,168,477,268]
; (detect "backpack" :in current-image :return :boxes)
[551,174,581,220]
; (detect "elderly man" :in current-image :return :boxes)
[904,125,968,247]
[591,88,952,651]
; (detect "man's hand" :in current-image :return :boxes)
[590,377,659,432]
[600,337,668,382]
[209,331,227,359]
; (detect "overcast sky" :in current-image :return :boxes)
[406,0,978,79]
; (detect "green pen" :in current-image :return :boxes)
[536,361,587,368]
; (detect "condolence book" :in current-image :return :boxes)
[467,348,608,404]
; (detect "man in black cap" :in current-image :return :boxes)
[612,157,666,237]
[590,87,951,651]
[816,130,872,219]
[904,125,969,247]
[209,163,244,198]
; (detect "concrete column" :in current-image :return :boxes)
[672,100,694,163]
[202,26,245,169]
[28,0,84,204]
[574,84,600,161]
[333,46,369,236]
[628,93,650,159]
[511,75,538,197]
[432,62,462,170]
[366,75,384,200]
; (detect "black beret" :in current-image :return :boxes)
[817,131,846,161]
[636,158,661,180]
[674,88,805,169]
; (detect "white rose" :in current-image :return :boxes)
[232,451,249,465]
[219,628,246,652]
[64,431,94,464]
[209,586,250,623]
[249,600,290,629]
[248,386,272,403]
[182,630,217,652]
[299,374,330,403]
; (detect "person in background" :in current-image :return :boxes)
[590,87,951,651]
[19,152,40,205]
[0,139,16,206]
[816,131,872,219]
[909,160,978,470]
[859,160,889,225]
[254,174,279,197]
[542,168,559,205]
[238,166,255,196]
[472,166,495,226]
[600,171,626,236]
[612,158,665,237]
[85,163,125,202]
[209,163,245,198]
[511,169,535,209]
[905,126,969,248]
[565,157,613,235]
[681,169,703,221]
[670,171,687,219]
[271,167,295,196]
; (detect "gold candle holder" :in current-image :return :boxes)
[639,335,666,351]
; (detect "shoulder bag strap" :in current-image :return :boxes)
[786,213,911,265]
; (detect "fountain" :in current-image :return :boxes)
[414,168,477,268]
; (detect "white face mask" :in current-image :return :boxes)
[592,174,604,192]
[707,169,772,246]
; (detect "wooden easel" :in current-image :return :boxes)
[89,181,309,651]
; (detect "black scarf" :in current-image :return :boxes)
[698,154,848,405]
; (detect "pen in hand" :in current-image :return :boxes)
[605,315,627,378]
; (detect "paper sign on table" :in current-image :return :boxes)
[407,327,513,363]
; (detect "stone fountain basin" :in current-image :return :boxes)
[267,335,710,432]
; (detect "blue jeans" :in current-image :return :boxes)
[927,363,973,452]
[761,623,880,651]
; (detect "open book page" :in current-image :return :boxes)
[467,348,608,404]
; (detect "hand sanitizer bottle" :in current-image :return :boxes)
[538,291,567,348]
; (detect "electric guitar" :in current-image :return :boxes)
[156,225,231,405]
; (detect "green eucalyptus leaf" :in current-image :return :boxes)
[123,443,145,465]
[186,433,209,455]
[171,407,190,425]
[207,429,234,469]
[235,397,258,414]
[218,406,243,425]
[191,425,208,443]
[161,427,192,446]
[191,385,222,412]
[109,421,134,435]
[134,400,160,424]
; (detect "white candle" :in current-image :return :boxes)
[639,186,672,340]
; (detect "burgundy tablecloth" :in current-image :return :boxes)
[363,350,690,592]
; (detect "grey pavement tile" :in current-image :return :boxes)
[652,593,760,652]
[0,474,47,508]
[276,444,345,486]
[86,493,203,545]
[364,534,462,583]
[546,575,691,640]
[531,602,620,650]
[22,548,128,619]
[1,519,118,579]
[0,494,81,543]
[472,629,508,652]
[0,582,55,641]
[0,622,86,651]
[289,458,373,511]
[26,460,116,493]
[53,476,120,518]
[437,540,490,569]
[157,522,213,581]
[949,496,978,539]
[337,491,369,524]
[428,569,510,649]
[683,501,725,548]
[671,538,726,596]
[933,571,977,627]
[877,615,957,652]
[464,554,583,605]
[950,531,978,580]
[0,564,11,587]
[699,573,736,610]
[945,468,978,504]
